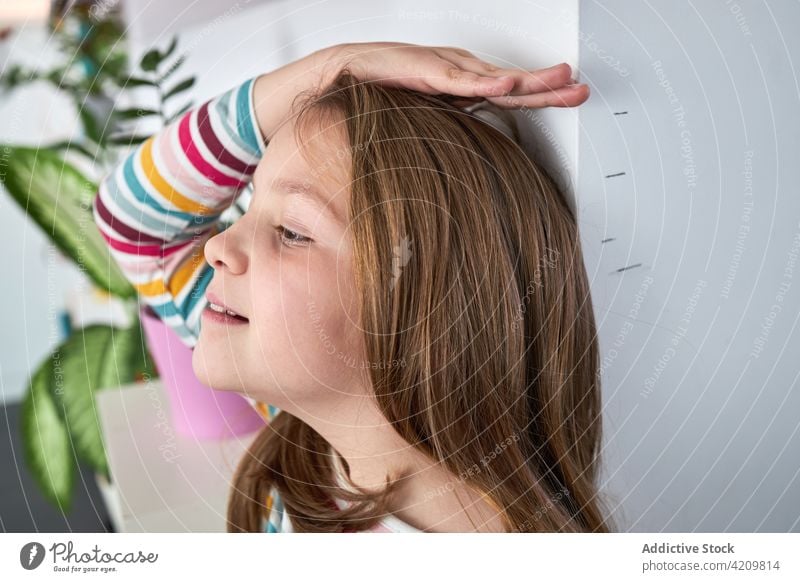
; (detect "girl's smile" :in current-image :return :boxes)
[202,303,250,325]
[203,291,250,325]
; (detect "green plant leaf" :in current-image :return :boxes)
[163,77,195,101]
[78,105,104,144]
[52,323,154,477]
[21,357,76,513]
[140,48,162,72]
[0,146,136,299]
[161,36,178,61]
[114,107,159,120]
[119,75,157,88]
[49,140,98,161]
[158,55,185,83]
[107,134,150,146]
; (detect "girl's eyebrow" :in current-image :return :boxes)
[275,178,327,205]
[252,174,342,223]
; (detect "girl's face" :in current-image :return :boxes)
[193,114,369,410]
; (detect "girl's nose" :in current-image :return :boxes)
[204,224,248,275]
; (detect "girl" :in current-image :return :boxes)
[92,41,608,533]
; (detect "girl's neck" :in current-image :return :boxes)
[332,445,507,532]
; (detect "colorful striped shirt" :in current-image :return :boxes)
[92,75,420,533]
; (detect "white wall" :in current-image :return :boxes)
[579,0,800,532]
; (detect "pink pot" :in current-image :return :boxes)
[139,306,266,440]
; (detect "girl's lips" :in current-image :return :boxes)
[202,304,249,325]
[206,291,248,320]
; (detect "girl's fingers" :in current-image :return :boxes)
[440,53,576,96]
[424,66,516,98]
[480,63,575,96]
[483,83,590,109]
[403,48,589,109]
[504,63,575,95]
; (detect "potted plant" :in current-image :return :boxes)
[0,4,206,515]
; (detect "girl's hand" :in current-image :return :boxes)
[329,41,590,109]
[253,42,588,142]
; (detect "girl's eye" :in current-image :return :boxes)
[275,225,312,247]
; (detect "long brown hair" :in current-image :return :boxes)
[227,69,612,533]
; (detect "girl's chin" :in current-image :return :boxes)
[191,367,239,392]
[191,344,224,386]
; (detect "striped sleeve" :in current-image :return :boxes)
[92,76,267,348]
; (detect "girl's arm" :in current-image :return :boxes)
[92,75,263,347]
[91,47,343,348]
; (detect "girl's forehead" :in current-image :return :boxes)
[250,175,349,231]
[254,127,351,227]
[268,113,351,185]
